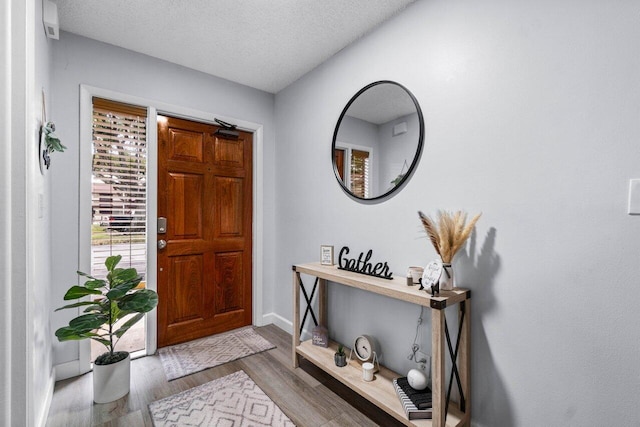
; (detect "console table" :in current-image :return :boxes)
[292,262,471,427]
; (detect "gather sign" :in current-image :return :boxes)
[337,246,393,280]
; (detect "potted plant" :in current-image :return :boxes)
[55,255,158,403]
[40,121,66,172]
[334,343,347,367]
[43,121,66,153]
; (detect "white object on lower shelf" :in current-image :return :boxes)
[407,368,429,390]
[363,362,375,381]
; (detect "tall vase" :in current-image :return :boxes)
[439,263,454,291]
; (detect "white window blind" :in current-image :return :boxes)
[364,156,370,198]
[91,97,147,279]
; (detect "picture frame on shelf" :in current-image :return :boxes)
[320,245,334,265]
[312,325,328,347]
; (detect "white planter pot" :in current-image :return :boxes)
[93,353,131,403]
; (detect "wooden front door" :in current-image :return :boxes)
[157,115,252,347]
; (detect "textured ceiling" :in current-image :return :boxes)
[345,83,418,124]
[53,0,416,93]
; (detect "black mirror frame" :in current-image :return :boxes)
[331,80,425,202]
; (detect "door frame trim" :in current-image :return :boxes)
[79,85,264,370]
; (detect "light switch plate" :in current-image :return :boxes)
[628,179,640,215]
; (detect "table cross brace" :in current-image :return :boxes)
[444,301,466,418]
[299,276,319,336]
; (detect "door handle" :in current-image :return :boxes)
[158,239,167,250]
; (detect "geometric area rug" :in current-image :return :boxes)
[149,370,296,426]
[158,326,276,381]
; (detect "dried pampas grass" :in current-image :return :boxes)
[418,210,481,263]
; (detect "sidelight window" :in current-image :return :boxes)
[350,149,370,198]
[334,145,372,198]
[90,97,147,358]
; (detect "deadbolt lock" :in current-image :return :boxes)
[158,217,167,234]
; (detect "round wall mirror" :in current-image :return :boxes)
[332,81,424,201]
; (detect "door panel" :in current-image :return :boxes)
[168,172,203,238]
[169,128,204,162]
[214,138,244,166]
[214,251,244,314]
[168,254,204,323]
[216,177,243,237]
[158,115,253,347]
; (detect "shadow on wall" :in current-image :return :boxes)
[457,228,514,427]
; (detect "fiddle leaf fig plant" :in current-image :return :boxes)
[55,255,158,365]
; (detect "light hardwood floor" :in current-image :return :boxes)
[46,324,404,426]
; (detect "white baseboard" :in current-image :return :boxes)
[262,312,291,334]
[261,312,313,340]
[54,360,82,381]
[35,370,55,427]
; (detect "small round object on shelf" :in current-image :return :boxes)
[407,368,428,390]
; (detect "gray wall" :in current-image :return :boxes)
[50,32,276,366]
[274,0,640,426]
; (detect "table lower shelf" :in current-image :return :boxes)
[295,339,465,427]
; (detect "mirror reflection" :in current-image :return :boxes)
[332,81,424,201]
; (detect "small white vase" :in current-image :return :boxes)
[93,353,131,403]
[439,263,454,291]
